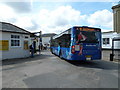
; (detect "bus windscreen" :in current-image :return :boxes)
[76,30,99,43]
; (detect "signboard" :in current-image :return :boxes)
[24,41,29,50]
[76,27,95,31]
[0,40,9,51]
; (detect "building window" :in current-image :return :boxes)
[103,38,110,45]
[11,35,20,46]
[25,36,29,39]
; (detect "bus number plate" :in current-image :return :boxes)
[85,55,91,60]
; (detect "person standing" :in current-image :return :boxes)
[29,43,34,58]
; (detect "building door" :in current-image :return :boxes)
[33,41,36,53]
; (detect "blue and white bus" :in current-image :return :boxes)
[50,26,101,61]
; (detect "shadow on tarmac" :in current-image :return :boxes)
[2,53,54,66]
[65,60,119,70]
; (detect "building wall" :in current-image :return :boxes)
[42,37,51,47]
[113,5,120,33]
[0,32,31,60]
[102,32,120,49]
[111,4,120,60]
[0,31,2,60]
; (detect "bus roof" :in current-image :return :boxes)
[52,26,101,39]
[52,28,71,39]
[73,26,101,30]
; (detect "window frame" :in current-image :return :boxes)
[103,38,110,45]
[11,34,21,47]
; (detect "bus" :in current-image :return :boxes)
[50,26,101,61]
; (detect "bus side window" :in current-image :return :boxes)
[65,35,71,48]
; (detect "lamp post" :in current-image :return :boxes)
[39,31,42,54]
[110,37,120,61]
[110,38,114,61]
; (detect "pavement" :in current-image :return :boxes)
[1,50,119,88]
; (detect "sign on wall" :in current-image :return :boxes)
[0,40,9,51]
[24,40,29,50]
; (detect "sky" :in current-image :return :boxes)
[0,0,119,34]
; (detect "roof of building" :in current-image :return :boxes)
[112,4,120,9]
[0,22,31,34]
[42,33,56,37]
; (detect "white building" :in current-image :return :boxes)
[0,22,31,60]
[42,33,56,48]
[102,31,120,49]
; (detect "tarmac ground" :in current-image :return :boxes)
[1,50,119,88]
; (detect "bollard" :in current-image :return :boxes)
[110,54,114,61]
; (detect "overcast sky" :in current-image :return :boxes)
[0,0,119,34]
